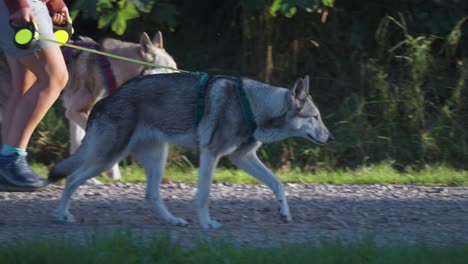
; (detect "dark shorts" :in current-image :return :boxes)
[0,0,57,58]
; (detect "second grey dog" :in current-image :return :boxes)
[49,73,333,230]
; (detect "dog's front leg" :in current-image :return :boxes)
[196,148,221,230]
[69,120,85,155]
[138,143,188,227]
[229,151,292,222]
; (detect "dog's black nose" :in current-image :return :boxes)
[327,134,335,142]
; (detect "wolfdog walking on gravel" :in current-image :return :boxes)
[49,73,333,230]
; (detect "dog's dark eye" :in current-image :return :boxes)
[313,114,319,120]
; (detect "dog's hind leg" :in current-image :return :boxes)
[133,143,188,227]
[229,150,292,222]
[52,127,128,222]
[196,148,221,230]
[68,119,116,184]
[52,163,110,223]
[65,99,122,181]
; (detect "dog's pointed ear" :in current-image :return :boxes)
[139,32,153,59]
[152,31,164,49]
[140,32,152,46]
[292,77,308,101]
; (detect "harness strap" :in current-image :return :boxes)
[95,52,118,95]
[233,77,257,143]
[61,46,74,64]
[61,40,118,96]
[194,72,210,133]
[193,74,257,143]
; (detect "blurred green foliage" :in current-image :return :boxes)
[31,0,468,171]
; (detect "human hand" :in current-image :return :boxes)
[51,6,71,25]
[10,7,35,26]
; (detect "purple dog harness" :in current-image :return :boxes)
[62,41,118,95]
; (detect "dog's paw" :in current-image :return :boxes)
[168,217,189,227]
[51,210,76,223]
[279,207,292,223]
[200,219,222,230]
[106,166,121,181]
[85,178,103,185]
[280,212,292,223]
[278,201,292,223]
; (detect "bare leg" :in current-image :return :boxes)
[3,46,68,148]
[0,46,68,191]
[1,60,36,141]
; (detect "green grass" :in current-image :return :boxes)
[0,231,467,264]
[33,161,468,186]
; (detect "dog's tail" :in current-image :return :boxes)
[48,153,83,183]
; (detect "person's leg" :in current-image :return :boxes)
[0,0,69,192]
[1,55,37,145]
[4,46,68,148]
[0,46,68,191]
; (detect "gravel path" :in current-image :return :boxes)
[1,183,467,246]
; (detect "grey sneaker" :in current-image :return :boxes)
[0,154,48,192]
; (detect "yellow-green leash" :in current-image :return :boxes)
[10,20,188,73]
[37,35,190,73]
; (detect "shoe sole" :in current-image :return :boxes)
[0,155,48,188]
[0,172,48,189]
[0,182,49,192]
[0,171,48,191]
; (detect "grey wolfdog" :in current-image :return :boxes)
[0,31,176,181]
[48,73,333,230]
